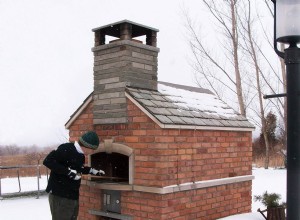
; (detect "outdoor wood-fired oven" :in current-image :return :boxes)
[66,20,255,219]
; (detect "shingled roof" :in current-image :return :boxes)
[125,81,254,131]
[66,81,254,131]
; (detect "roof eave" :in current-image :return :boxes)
[65,94,93,129]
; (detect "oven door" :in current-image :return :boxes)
[102,190,121,214]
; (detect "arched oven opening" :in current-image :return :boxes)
[90,152,129,183]
[87,140,134,185]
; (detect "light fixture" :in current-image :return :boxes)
[272,0,300,57]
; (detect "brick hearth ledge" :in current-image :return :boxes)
[82,175,254,194]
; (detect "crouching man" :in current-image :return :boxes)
[43,131,105,220]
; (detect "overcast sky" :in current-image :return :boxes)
[0,0,213,147]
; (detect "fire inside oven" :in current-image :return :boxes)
[90,152,129,183]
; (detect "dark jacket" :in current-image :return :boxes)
[43,142,91,200]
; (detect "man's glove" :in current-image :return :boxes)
[90,168,105,176]
[68,168,81,180]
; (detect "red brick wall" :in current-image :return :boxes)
[68,99,253,220]
[76,181,251,220]
[122,181,251,220]
[78,183,101,220]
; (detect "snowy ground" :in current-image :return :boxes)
[0,168,286,220]
[0,176,51,220]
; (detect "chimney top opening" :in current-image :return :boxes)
[93,19,158,47]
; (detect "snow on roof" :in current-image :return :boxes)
[158,83,237,118]
[125,82,254,131]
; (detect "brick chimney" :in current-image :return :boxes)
[92,20,159,125]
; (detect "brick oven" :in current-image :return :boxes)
[65,20,255,220]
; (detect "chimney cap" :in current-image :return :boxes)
[92,19,159,38]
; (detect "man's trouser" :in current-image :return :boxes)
[48,193,79,220]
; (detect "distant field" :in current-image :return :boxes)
[0,155,48,177]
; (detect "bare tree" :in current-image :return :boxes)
[238,0,273,168]
[248,0,287,165]
[183,0,246,116]
[262,0,287,150]
[4,145,20,155]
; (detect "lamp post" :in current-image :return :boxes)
[272,0,300,219]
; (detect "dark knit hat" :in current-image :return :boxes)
[79,131,99,150]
